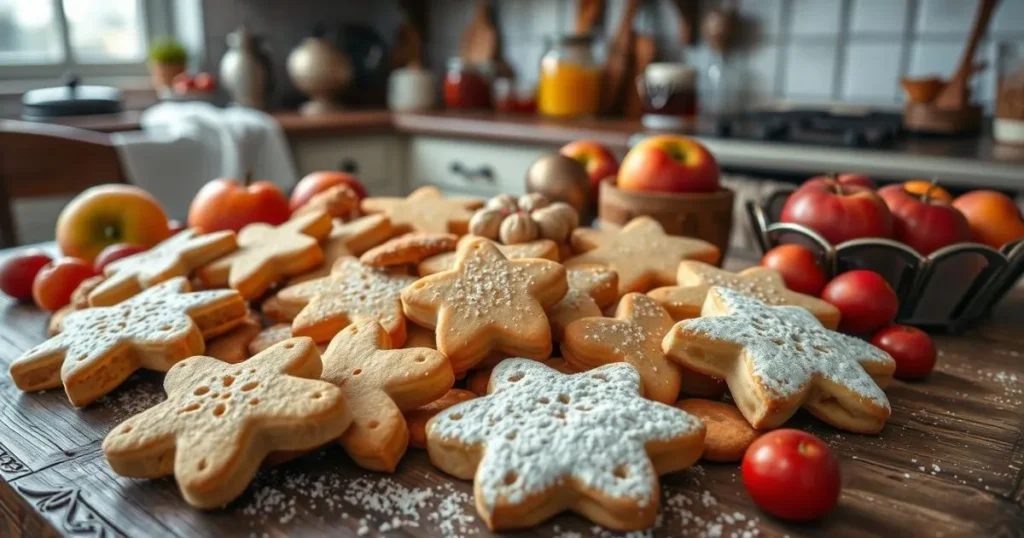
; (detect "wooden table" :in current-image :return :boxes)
[1,254,1023,537]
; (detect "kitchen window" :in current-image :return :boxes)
[0,0,175,81]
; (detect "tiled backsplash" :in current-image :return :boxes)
[421,0,1024,110]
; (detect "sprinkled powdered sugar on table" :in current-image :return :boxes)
[679,287,893,406]
[430,360,703,513]
[98,378,167,422]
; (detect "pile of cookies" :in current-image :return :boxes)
[9,185,896,532]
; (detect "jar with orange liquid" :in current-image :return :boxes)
[538,34,601,118]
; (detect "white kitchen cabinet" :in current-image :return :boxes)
[406,136,555,198]
[289,135,406,196]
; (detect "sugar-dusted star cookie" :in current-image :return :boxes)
[405,388,476,449]
[417,237,560,276]
[547,266,618,341]
[289,214,393,285]
[566,216,720,296]
[427,360,705,531]
[205,311,264,364]
[648,261,840,329]
[361,186,483,235]
[465,357,577,396]
[663,286,895,433]
[10,277,247,407]
[102,338,353,508]
[561,293,723,404]
[197,211,333,299]
[89,229,238,306]
[320,321,454,471]
[275,257,416,345]
[401,238,567,374]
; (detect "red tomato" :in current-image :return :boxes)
[32,258,98,311]
[742,429,841,521]
[93,243,148,273]
[0,251,53,301]
[870,325,936,380]
[821,270,898,335]
[760,244,828,296]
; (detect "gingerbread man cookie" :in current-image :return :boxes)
[319,321,454,471]
[275,257,416,345]
[562,293,723,404]
[427,360,705,531]
[662,287,895,433]
[10,277,247,407]
[566,216,720,296]
[547,266,619,341]
[89,229,238,306]
[359,232,458,267]
[197,211,333,299]
[102,338,353,509]
[289,214,393,285]
[417,237,560,277]
[361,186,483,235]
[648,261,840,329]
[401,238,567,374]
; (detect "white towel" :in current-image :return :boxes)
[112,102,298,220]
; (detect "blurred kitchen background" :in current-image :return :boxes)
[1,0,1022,246]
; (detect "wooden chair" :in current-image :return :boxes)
[0,120,127,248]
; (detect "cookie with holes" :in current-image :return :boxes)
[426,359,705,531]
[319,321,454,471]
[404,388,477,449]
[102,337,352,509]
[275,257,417,346]
[561,293,725,404]
[663,287,895,434]
[401,238,567,374]
[10,277,247,407]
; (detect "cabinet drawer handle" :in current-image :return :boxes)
[337,158,359,175]
[449,162,494,183]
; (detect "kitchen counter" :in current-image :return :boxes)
[32,109,1024,189]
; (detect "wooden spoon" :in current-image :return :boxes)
[461,0,497,64]
[933,0,999,110]
[576,0,604,34]
[601,0,642,114]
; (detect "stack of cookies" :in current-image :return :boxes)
[8,187,896,532]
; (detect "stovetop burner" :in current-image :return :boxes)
[713,109,904,148]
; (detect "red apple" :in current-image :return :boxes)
[192,72,216,93]
[171,73,194,95]
[617,135,720,193]
[559,140,620,199]
[780,179,893,245]
[878,182,972,255]
[821,270,899,335]
[290,171,368,210]
[187,178,291,233]
[802,173,876,191]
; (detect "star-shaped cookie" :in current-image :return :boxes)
[197,211,333,299]
[401,238,567,374]
[10,277,247,407]
[102,338,353,509]
[547,266,618,341]
[361,186,483,235]
[289,214,393,285]
[648,261,841,329]
[89,229,238,306]
[561,293,723,404]
[662,287,896,433]
[320,321,454,471]
[426,360,705,531]
[417,238,560,276]
[566,216,720,296]
[275,257,416,346]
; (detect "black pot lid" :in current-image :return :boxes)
[22,75,123,120]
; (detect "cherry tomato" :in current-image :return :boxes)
[820,270,898,335]
[760,244,828,296]
[870,324,936,380]
[742,429,841,521]
[32,258,98,312]
[93,243,148,273]
[0,251,53,301]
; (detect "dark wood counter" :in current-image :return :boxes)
[1,251,1023,537]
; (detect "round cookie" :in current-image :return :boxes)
[675,399,760,462]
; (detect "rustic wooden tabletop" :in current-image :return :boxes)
[1,253,1023,538]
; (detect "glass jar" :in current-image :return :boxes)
[443,58,492,110]
[538,34,601,118]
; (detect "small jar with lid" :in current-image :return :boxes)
[443,58,492,110]
[538,34,601,118]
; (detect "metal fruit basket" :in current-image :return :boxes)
[746,188,1024,333]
